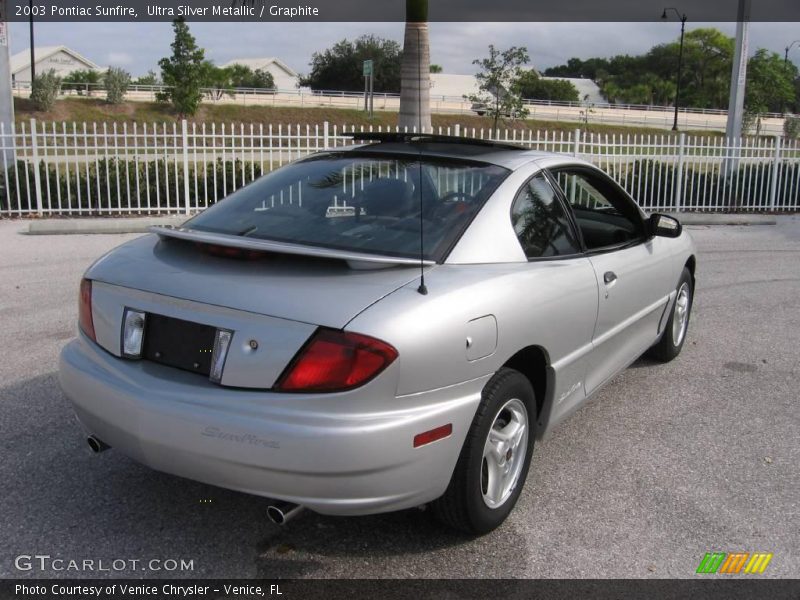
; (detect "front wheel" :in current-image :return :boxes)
[431,368,535,534]
[649,267,693,362]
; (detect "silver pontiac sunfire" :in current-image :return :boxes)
[59,134,696,534]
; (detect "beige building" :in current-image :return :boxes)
[10,45,101,84]
[220,57,299,90]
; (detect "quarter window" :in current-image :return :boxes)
[510,174,581,258]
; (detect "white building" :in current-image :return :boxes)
[10,46,101,84]
[429,73,480,100]
[220,57,299,90]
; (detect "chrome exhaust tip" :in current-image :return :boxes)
[87,435,110,454]
[267,501,304,525]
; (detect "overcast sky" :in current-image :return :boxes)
[8,21,800,77]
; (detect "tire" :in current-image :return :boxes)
[649,267,693,362]
[431,368,535,534]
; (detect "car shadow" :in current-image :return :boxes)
[0,372,518,579]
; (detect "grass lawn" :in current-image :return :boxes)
[13,97,723,140]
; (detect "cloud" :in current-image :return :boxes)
[106,51,134,66]
[6,21,799,79]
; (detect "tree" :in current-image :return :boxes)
[30,70,61,112]
[513,70,579,103]
[199,61,233,101]
[104,67,130,104]
[133,71,159,86]
[468,45,530,132]
[301,35,402,93]
[398,0,431,131]
[429,64,443,73]
[226,64,275,89]
[745,49,796,121]
[157,18,206,117]
[63,69,101,96]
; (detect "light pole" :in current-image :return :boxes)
[28,0,34,83]
[785,40,800,70]
[662,7,687,131]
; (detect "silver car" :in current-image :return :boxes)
[59,134,696,534]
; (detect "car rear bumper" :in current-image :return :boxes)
[59,335,487,516]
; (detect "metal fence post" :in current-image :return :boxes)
[769,135,781,210]
[181,119,190,214]
[674,133,686,212]
[323,121,329,149]
[29,118,43,216]
[573,128,581,157]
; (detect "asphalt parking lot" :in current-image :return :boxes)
[1,217,798,579]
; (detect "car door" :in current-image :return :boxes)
[549,166,675,394]
[508,172,598,421]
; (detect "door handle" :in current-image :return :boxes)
[604,271,618,285]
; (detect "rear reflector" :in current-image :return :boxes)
[276,328,398,392]
[121,308,146,358]
[413,424,453,448]
[78,279,96,342]
[209,329,233,384]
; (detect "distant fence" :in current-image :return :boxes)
[0,119,798,216]
[12,82,794,133]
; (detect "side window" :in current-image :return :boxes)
[510,174,581,258]
[552,169,643,250]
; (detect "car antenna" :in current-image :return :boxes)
[415,26,428,296]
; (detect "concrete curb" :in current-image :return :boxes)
[20,212,787,235]
[26,216,187,235]
[665,213,780,226]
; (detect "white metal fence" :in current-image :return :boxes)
[1,119,798,217]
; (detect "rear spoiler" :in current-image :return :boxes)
[149,225,436,270]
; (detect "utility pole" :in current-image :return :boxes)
[28,0,35,83]
[0,0,15,166]
[725,0,750,142]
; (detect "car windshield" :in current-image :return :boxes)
[185,152,510,262]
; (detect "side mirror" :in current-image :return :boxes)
[648,213,682,238]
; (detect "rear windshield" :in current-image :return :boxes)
[185,152,509,262]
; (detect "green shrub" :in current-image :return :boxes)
[30,70,62,112]
[105,68,131,105]
[784,116,800,141]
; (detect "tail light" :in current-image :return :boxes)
[276,328,398,392]
[78,278,96,342]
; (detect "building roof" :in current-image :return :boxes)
[10,45,101,74]
[220,57,298,78]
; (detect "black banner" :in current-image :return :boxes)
[2,579,800,600]
[2,0,799,22]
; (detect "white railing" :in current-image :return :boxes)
[1,119,798,216]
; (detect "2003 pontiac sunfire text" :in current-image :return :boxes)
[40,4,321,18]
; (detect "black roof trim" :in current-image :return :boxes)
[343,132,526,152]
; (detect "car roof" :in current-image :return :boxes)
[337,133,565,170]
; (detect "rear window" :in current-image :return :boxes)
[185,152,509,262]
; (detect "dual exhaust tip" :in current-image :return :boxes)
[87,435,304,525]
[267,500,304,525]
[87,435,110,454]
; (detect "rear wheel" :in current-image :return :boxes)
[649,267,693,362]
[431,368,535,534]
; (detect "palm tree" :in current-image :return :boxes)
[398,0,431,132]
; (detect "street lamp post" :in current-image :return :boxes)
[785,40,800,69]
[662,7,688,131]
